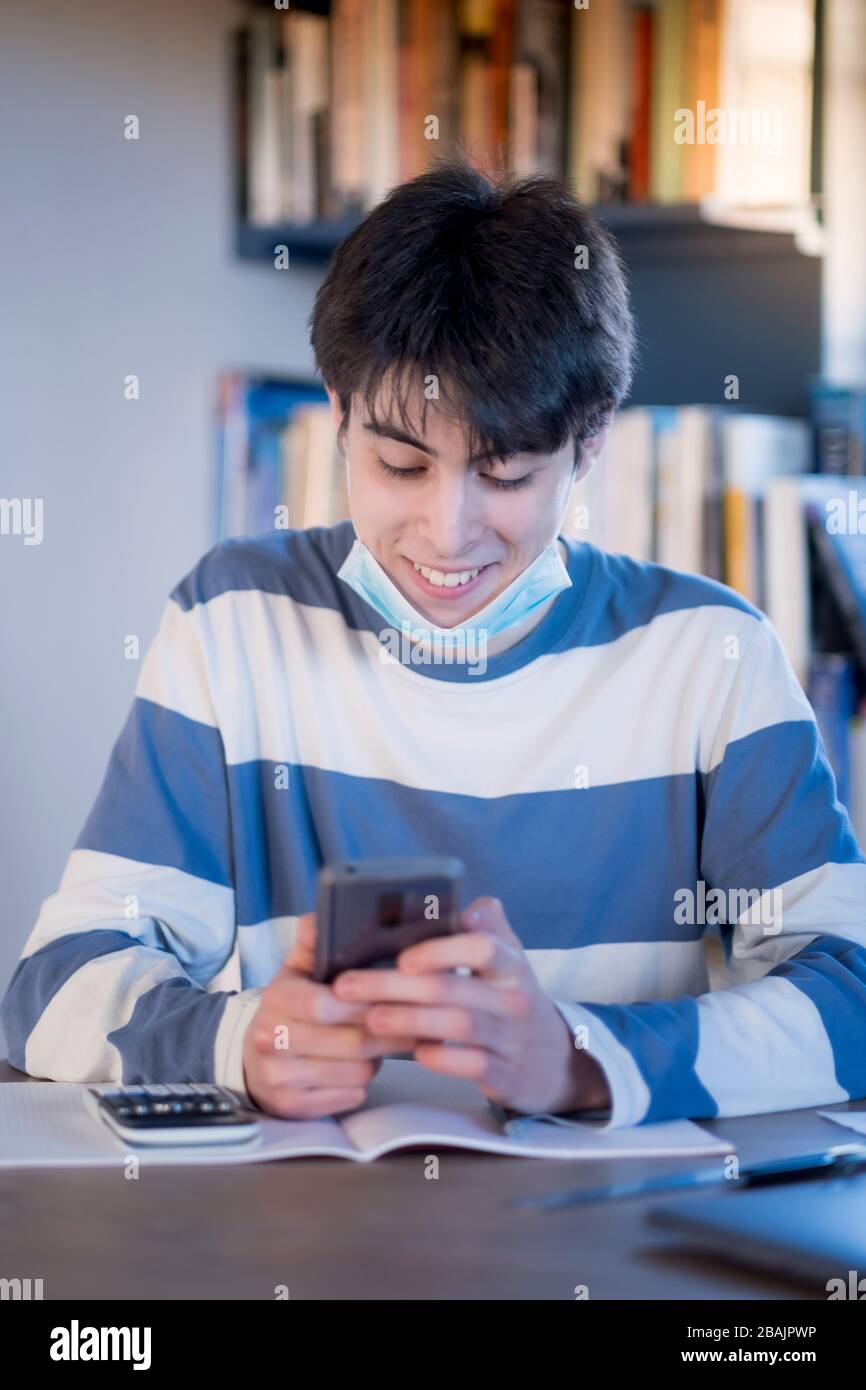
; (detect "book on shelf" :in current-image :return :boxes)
[569,403,812,609]
[235,0,817,229]
[719,412,811,607]
[809,380,866,476]
[214,372,346,539]
[245,5,334,225]
[710,0,815,212]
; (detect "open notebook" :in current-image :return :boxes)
[0,1061,733,1167]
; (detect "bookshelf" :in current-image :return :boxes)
[236,197,815,263]
[221,3,866,845]
[233,0,823,416]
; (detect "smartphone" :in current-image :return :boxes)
[313,857,465,984]
[85,1084,261,1147]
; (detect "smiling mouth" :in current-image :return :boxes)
[410,560,490,589]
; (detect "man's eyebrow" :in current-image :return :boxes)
[362,420,514,467]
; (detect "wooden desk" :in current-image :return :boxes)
[2,1059,860,1300]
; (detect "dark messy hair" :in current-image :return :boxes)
[308,155,637,467]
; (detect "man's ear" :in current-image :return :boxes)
[325,385,351,454]
[325,385,341,431]
[573,421,611,483]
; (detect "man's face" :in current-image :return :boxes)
[327,383,597,626]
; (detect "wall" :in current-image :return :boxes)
[0,0,322,1051]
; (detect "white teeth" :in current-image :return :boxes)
[413,562,482,587]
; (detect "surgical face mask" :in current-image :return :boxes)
[337,532,572,651]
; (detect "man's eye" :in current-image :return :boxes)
[375,457,424,480]
[375,456,533,491]
[486,473,533,491]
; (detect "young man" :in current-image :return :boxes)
[4,160,865,1128]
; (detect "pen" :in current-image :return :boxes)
[512,1142,866,1212]
[487,1101,605,1135]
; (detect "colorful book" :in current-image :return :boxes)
[650,0,688,203]
[627,5,654,202]
[720,413,810,606]
[712,0,814,211]
[214,374,333,541]
[236,0,819,220]
[682,0,721,202]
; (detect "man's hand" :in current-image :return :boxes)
[242,913,416,1118]
[331,896,612,1116]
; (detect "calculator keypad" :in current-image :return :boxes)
[103,1084,239,1120]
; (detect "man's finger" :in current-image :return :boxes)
[366,1004,517,1057]
[264,1087,368,1120]
[412,1042,508,1090]
[333,965,529,1016]
[253,1017,417,1061]
[255,1055,380,1091]
[266,972,371,1025]
[394,929,524,981]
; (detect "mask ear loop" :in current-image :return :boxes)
[342,446,358,537]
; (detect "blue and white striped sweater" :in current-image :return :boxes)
[4,518,866,1127]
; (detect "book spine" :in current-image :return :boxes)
[723,488,756,601]
[650,0,687,203]
[811,383,855,475]
[849,712,866,849]
[809,506,866,676]
[628,6,653,202]
[683,0,721,201]
[808,654,858,812]
[489,0,515,168]
[233,26,251,224]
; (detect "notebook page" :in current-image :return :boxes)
[342,1060,733,1160]
[0,1084,356,1168]
[342,1098,733,1161]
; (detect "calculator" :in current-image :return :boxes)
[87,1083,262,1147]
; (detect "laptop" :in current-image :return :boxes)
[648,1174,866,1293]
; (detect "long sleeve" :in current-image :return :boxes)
[1,589,263,1097]
[553,614,866,1129]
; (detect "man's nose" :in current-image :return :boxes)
[419,473,482,560]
